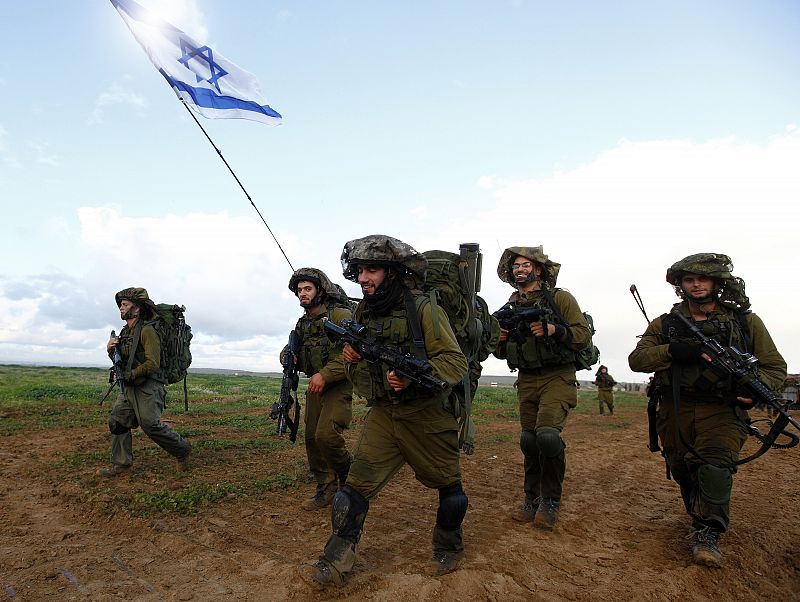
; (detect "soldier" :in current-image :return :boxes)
[99,288,192,476]
[303,235,468,588]
[287,268,354,510]
[593,365,617,415]
[628,253,786,567]
[493,247,591,529]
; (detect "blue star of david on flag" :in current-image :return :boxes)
[110,0,282,125]
[177,40,228,92]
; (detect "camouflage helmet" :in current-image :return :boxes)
[115,287,157,319]
[287,267,338,298]
[497,246,561,288]
[666,253,750,311]
[341,234,427,287]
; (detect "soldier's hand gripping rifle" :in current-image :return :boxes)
[323,319,449,393]
[671,310,800,462]
[270,330,301,442]
[100,329,125,406]
[492,304,553,341]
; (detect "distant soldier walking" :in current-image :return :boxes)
[99,288,192,476]
[593,366,617,415]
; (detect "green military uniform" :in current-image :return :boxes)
[493,246,591,528]
[628,252,786,568]
[294,304,353,496]
[107,288,191,470]
[628,302,785,531]
[593,367,616,415]
[308,235,469,587]
[495,288,591,502]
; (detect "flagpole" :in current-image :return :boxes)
[178,98,295,272]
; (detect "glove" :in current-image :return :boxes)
[668,342,703,364]
[123,369,134,383]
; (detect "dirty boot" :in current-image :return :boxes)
[98,464,130,477]
[431,525,465,576]
[511,497,540,523]
[302,486,337,511]
[301,534,357,589]
[533,497,560,530]
[301,556,346,590]
[689,526,722,568]
[175,448,191,472]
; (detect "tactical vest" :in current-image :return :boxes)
[348,294,435,405]
[119,321,166,383]
[661,308,750,399]
[296,305,350,376]
[504,295,576,371]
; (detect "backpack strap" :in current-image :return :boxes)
[403,289,429,360]
[125,320,144,375]
[541,288,574,345]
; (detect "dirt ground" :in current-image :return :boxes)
[1,398,798,601]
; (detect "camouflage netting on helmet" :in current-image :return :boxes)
[666,252,750,311]
[497,246,561,288]
[115,287,158,318]
[288,267,339,298]
[341,234,427,288]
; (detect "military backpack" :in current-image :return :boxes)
[422,247,500,454]
[151,303,193,409]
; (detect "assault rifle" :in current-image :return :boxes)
[323,319,449,393]
[671,310,800,464]
[270,330,301,442]
[492,304,553,340]
[100,329,125,406]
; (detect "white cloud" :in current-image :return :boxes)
[432,129,800,382]
[89,83,148,125]
[2,131,798,382]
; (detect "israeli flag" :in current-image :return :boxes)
[111,0,282,125]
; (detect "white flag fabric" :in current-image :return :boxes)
[111,0,282,125]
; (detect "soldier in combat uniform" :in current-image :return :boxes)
[99,288,192,476]
[593,365,617,415]
[493,246,592,530]
[287,268,353,510]
[303,235,468,588]
[628,253,786,567]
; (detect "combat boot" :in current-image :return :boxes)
[689,526,722,568]
[511,496,540,523]
[533,497,560,530]
[175,448,192,472]
[431,526,465,576]
[302,486,337,511]
[301,534,356,589]
[98,464,130,477]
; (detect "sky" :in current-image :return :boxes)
[1,0,799,383]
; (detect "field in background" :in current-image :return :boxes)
[0,364,797,601]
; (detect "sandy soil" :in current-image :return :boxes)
[1,399,798,601]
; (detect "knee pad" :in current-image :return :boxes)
[436,482,468,531]
[519,430,538,457]
[697,464,733,506]
[108,418,131,436]
[535,427,564,458]
[331,485,369,543]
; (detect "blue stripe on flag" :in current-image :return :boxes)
[160,70,282,119]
